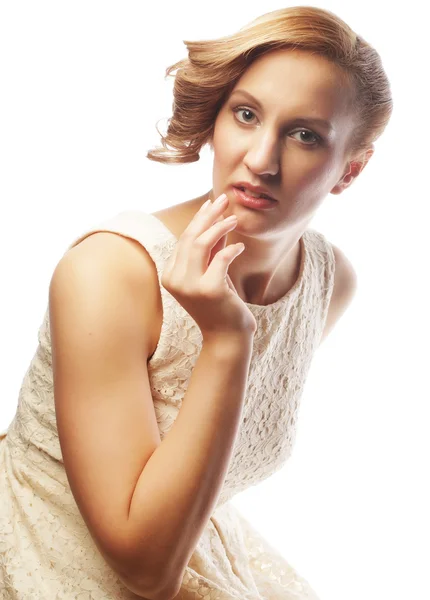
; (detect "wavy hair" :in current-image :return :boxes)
[146,6,393,165]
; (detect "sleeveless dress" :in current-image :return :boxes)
[0,208,335,599]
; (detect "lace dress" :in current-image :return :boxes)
[0,208,335,599]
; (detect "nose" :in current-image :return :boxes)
[243,130,280,177]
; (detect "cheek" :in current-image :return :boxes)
[278,154,322,188]
[212,141,239,171]
[212,115,242,167]
[301,164,339,199]
[295,153,337,183]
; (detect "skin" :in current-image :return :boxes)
[153,48,374,339]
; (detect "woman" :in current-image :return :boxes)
[0,6,392,599]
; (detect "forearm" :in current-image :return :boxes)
[125,334,254,594]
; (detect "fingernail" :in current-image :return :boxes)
[215,193,227,205]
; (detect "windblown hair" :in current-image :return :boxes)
[146,6,393,165]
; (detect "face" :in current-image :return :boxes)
[210,48,372,237]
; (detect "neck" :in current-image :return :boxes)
[205,191,306,305]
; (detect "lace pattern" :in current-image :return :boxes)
[0,209,334,598]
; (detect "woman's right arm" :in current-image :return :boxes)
[49,232,254,600]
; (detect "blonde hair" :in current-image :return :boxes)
[146,6,393,165]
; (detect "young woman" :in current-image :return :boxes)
[0,6,392,599]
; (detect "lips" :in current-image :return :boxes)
[233,184,276,202]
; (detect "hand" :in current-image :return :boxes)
[161,194,257,339]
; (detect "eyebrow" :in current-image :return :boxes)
[230,89,335,132]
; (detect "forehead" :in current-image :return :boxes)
[230,49,355,122]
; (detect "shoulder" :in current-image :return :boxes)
[65,231,154,271]
[54,231,162,357]
[61,232,162,304]
[319,242,358,345]
[331,243,358,298]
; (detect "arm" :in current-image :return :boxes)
[49,232,253,599]
[128,335,253,598]
[319,243,358,345]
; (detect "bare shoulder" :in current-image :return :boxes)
[319,242,358,345]
[65,231,155,273]
[60,231,163,359]
[331,243,358,295]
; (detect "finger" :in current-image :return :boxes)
[226,273,237,294]
[184,215,237,277]
[174,196,227,268]
[202,242,245,292]
[206,219,236,268]
[208,215,228,265]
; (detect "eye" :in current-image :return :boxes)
[232,106,322,146]
[233,107,257,124]
[290,130,321,145]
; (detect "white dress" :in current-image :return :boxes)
[0,208,335,599]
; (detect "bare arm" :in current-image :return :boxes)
[49,231,253,600]
[127,335,253,597]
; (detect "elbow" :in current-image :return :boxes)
[102,526,182,599]
[118,561,181,600]
[149,577,182,600]
[127,577,181,600]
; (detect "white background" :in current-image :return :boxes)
[0,2,428,599]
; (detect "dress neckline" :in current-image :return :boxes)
[146,212,308,311]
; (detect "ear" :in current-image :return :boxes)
[331,146,374,196]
